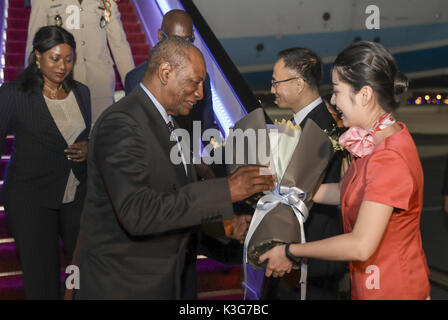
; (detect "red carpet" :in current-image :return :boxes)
[3,0,150,89]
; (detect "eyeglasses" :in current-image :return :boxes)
[271,77,300,88]
[161,30,195,43]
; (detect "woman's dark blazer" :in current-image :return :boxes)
[0,80,91,209]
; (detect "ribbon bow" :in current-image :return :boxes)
[243,185,309,300]
[339,113,396,158]
[339,127,375,158]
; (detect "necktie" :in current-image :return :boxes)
[167,120,188,175]
[166,121,175,134]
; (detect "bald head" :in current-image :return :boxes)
[145,36,201,78]
[142,37,206,116]
[159,10,194,42]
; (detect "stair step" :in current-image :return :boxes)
[121,13,138,23]
[0,208,12,239]
[133,55,147,66]
[6,18,29,30]
[130,43,150,56]
[0,275,25,300]
[125,33,146,43]
[1,158,9,173]
[6,29,28,42]
[7,8,30,20]
[5,53,25,67]
[122,23,142,34]
[117,3,134,13]
[1,136,14,156]
[199,289,244,300]
[197,258,243,293]
[8,0,25,9]
[0,242,22,274]
[0,256,244,299]
[3,66,23,82]
[6,40,26,55]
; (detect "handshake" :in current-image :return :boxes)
[195,163,275,244]
[226,164,275,244]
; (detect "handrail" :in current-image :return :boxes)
[132,0,262,136]
[0,0,8,85]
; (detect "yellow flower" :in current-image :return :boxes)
[210,138,226,150]
[324,129,345,152]
[274,119,300,131]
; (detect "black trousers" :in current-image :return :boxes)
[4,190,84,299]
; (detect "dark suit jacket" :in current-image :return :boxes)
[0,81,91,208]
[125,62,219,138]
[300,102,347,281]
[73,85,234,299]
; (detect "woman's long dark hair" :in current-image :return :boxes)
[333,41,408,112]
[16,26,77,95]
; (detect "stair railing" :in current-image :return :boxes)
[0,0,8,85]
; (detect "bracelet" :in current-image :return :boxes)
[285,242,301,264]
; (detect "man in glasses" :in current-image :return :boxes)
[260,48,348,300]
[125,9,219,157]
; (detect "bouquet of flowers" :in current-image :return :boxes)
[225,108,335,299]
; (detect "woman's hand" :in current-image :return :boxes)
[65,140,88,162]
[259,245,293,278]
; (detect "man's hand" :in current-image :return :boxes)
[228,165,275,202]
[230,214,252,243]
[65,140,88,162]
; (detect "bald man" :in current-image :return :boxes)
[71,37,274,299]
[125,9,218,146]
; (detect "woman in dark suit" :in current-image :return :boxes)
[0,26,91,299]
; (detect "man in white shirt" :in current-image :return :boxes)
[262,47,348,300]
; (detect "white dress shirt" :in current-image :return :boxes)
[293,96,323,126]
[139,83,188,175]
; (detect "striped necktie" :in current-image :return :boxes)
[167,121,175,134]
[167,120,188,176]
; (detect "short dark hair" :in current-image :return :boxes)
[146,36,197,76]
[333,41,408,112]
[278,47,322,89]
[17,26,77,95]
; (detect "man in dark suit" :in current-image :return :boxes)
[125,9,219,147]
[261,47,348,299]
[72,37,274,299]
